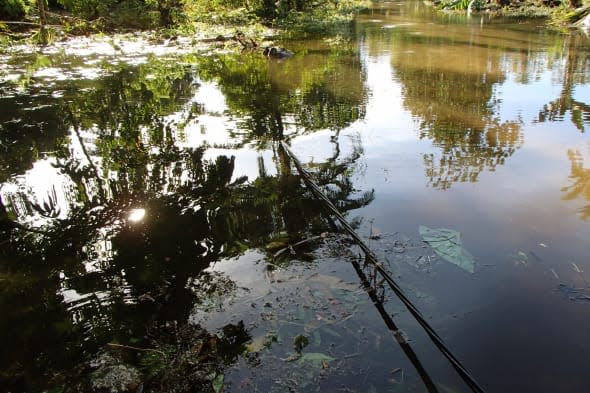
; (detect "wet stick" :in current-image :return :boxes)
[350,256,439,393]
[572,262,589,287]
[106,343,167,359]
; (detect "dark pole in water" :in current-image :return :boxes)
[350,256,439,392]
[279,141,485,393]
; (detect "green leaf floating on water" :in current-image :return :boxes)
[298,352,335,366]
[419,226,475,273]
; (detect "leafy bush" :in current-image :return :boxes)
[56,0,118,18]
[0,0,30,20]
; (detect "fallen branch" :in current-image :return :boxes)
[0,21,41,26]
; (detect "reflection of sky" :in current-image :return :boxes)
[494,69,563,122]
[289,23,590,283]
[180,20,590,389]
[574,85,590,103]
[312,17,590,390]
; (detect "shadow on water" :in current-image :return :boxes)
[0,39,371,391]
[2,1,590,392]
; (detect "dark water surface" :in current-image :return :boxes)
[1,1,590,392]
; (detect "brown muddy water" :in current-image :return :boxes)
[1,1,590,392]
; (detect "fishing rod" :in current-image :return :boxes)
[280,141,485,393]
[350,255,439,393]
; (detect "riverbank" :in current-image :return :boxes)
[0,0,371,49]
[428,0,590,33]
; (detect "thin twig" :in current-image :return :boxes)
[273,235,322,259]
[106,343,167,359]
[0,21,41,26]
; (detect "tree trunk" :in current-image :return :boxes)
[37,0,49,45]
[37,0,47,26]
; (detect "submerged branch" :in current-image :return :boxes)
[106,343,167,359]
[350,256,439,392]
[273,235,323,259]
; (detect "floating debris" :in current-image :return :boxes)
[419,226,475,273]
[557,284,590,302]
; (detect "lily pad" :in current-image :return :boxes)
[419,226,475,273]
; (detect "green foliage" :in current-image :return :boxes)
[437,0,483,11]
[0,0,29,20]
[277,0,370,35]
[32,26,55,45]
[56,0,117,18]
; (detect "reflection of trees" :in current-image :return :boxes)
[196,48,367,148]
[0,93,69,183]
[562,149,590,220]
[537,34,590,132]
[388,32,523,189]
[0,49,373,390]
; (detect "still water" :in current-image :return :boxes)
[1,1,590,392]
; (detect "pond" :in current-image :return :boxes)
[1,1,590,392]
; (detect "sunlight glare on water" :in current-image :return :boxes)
[1,1,590,391]
[127,208,146,223]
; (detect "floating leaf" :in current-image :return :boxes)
[419,226,475,273]
[313,331,322,346]
[212,373,224,393]
[298,352,335,366]
[320,326,341,338]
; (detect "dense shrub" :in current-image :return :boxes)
[56,0,118,18]
[0,0,29,20]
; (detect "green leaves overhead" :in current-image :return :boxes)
[419,226,475,273]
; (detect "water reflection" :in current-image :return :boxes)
[361,3,590,191]
[195,45,367,148]
[0,43,371,390]
[365,17,524,189]
[2,3,590,390]
[537,34,590,132]
[563,148,590,220]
